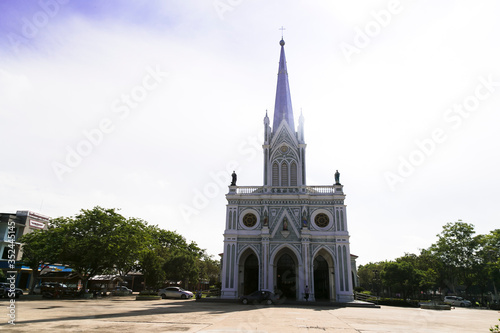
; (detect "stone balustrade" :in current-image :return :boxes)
[232,186,337,195]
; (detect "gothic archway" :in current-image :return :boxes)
[276,253,297,300]
[313,255,330,300]
[243,254,259,295]
[312,248,335,301]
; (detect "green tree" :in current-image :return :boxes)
[418,268,439,297]
[198,253,220,286]
[19,228,62,294]
[149,228,203,287]
[381,261,418,299]
[163,244,202,287]
[19,207,215,293]
[139,248,166,290]
[52,206,140,289]
[416,249,443,293]
[395,252,441,298]
[357,262,385,295]
[136,225,169,290]
[478,229,500,301]
[107,217,150,277]
[136,226,204,289]
[430,221,479,294]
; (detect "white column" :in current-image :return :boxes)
[301,230,311,300]
[221,238,238,299]
[261,228,270,290]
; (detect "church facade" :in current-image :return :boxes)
[220,39,354,302]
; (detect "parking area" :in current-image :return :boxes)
[1,296,499,332]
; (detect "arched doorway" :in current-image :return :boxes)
[276,253,296,300]
[313,255,330,300]
[243,254,259,295]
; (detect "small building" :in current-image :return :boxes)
[88,275,123,293]
[0,210,49,289]
[38,269,82,290]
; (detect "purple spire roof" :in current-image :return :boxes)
[273,39,295,132]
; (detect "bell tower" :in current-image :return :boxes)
[263,39,306,188]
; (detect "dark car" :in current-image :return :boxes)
[240,290,278,305]
[41,282,80,298]
[0,282,23,298]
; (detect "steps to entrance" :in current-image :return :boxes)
[196,297,380,308]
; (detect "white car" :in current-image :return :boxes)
[158,287,193,299]
[112,286,133,295]
[443,296,472,307]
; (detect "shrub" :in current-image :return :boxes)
[376,298,420,307]
[490,318,499,333]
[139,289,157,296]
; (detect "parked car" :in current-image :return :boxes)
[32,282,62,295]
[157,287,194,299]
[240,290,278,305]
[0,282,23,298]
[112,286,133,295]
[41,282,80,298]
[443,296,472,307]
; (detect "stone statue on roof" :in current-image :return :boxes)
[230,171,237,186]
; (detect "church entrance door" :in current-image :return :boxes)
[243,254,259,295]
[313,255,330,300]
[276,253,296,300]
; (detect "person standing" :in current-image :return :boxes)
[304,285,310,301]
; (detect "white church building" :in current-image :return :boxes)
[220,39,355,302]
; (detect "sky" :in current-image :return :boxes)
[1,0,499,266]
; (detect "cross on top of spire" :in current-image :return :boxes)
[279,26,286,39]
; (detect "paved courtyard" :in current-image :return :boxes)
[1,296,498,332]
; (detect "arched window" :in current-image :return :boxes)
[343,245,349,291]
[340,210,345,231]
[338,246,344,291]
[290,162,297,186]
[336,210,340,231]
[225,244,231,288]
[272,163,279,186]
[281,163,289,186]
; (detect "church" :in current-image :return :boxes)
[220,38,355,302]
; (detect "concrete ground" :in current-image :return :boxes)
[0,296,498,332]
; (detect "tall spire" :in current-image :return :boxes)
[273,39,295,132]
